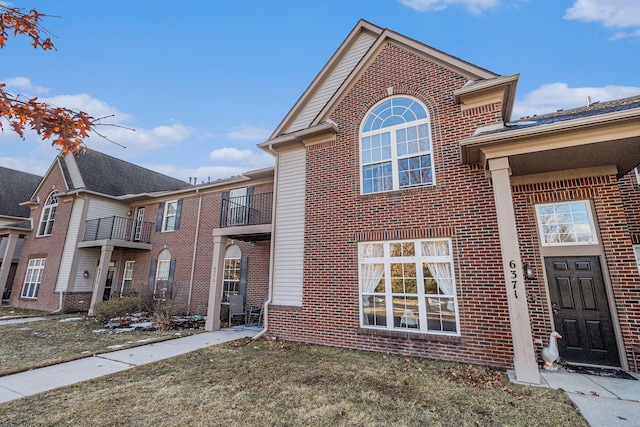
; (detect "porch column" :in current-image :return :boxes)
[488,157,540,384]
[88,244,114,316]
[0,233,20,296]
[205,235,227,331]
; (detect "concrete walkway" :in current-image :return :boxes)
[509,369,640,427]
[0,325,258,404]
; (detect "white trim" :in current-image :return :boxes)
[161,200,178,232]
[121,260,135,294]
[21,258,45,299]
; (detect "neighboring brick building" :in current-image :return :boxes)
[7,150,272,326]
[258,20,640,383]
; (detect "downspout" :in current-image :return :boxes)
[254,144,278,340]
[187,189,202,312]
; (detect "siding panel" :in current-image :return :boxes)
[272,149,306,306]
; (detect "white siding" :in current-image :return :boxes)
[70,249,100,292]
[64,155,84,189]
[272,149,306,306]
[86,198,129,220]
[55,198,85,291]
[286,33,376,133]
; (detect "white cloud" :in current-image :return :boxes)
[225,126,271,141]
[512,83,640,119]
[40,93,134,123]
[398,0,499,14]
[209,147,255,162]
[0,155,51,177]
[565,0,640,28]
[1,77,48,94]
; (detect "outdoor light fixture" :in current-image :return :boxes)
[523,263,535,280]
[83,270,90,278]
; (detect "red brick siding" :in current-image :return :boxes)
[268,43,516,368]
[10,165,70,312]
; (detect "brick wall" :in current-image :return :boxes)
[10,165,71,312]
[268,42,517,368]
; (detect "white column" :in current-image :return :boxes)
[205,235,227,331]
[0,233,20,296]
[488,157,540,384]
[88,244,114,316]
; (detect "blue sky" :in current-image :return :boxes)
[1,0,640,182]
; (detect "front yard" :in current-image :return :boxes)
[0,312,201,376]
[0,318,588,426]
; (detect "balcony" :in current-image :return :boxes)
[218,192,272,241]
[81,216,154,246]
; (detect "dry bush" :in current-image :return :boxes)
[94,296,142,322]
[152,299,189,330]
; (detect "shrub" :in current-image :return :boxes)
[152,299,189,330]
[94,296,143,322]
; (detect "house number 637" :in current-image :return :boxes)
[508,260,518,299]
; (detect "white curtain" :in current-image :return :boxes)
[421,241,453,295]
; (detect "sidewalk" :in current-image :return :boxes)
[509,369,640,427]
[0,326,258,404]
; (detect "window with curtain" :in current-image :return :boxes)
[37,191,58,236]
[359,96,434,194]
[359,238,458,334]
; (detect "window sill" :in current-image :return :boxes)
[357,327,462,344]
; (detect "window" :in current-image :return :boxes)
[133,207,145,241]
[151,249,174,300]
[634,246,640,274]
[21,258,45,298]
[359,238,458,334]
[121,261,135,295]
[222,258,241,302]
[162,201,178,232]
[535,201,598,246]
[360,96,434,194]
[37,191,58,236]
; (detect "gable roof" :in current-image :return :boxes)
[269,19,499,141]
[60,150,191,197]
[0,166,42,218]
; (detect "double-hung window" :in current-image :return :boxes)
[222,257,241,302]
[37,191,58,236]
[162,201,178,232]
[359,238,458,334]
[360,96,434,194]
[21,258,45,298]
[121,261,135,295]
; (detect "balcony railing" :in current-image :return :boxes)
[220,192,273,228]
[83,216,153,244]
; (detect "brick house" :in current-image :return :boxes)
[8,150,272,326]
[258,20,640,383]
[0,166,42,302]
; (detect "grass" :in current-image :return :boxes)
[0,306,51,318]
[0,316,200,376]
[0,338,588,427]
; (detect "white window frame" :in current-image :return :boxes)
[121,261,135,295]
[133,207,145,241]
[161,200,178,232]
[221,257,241,302]
[535,200,598,247]
[358,238,459,335]
[21,258,45,298]
[634,245,640,275]
[359,96,434,194]
[37,191,58,237]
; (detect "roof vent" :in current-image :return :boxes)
[586,96,592,107]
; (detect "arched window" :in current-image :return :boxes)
[152,249,174,300]
[360,96,434,194]
[37,191,58,236]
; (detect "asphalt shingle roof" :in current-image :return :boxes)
[0,167,42,218]
[66,150,191,196]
